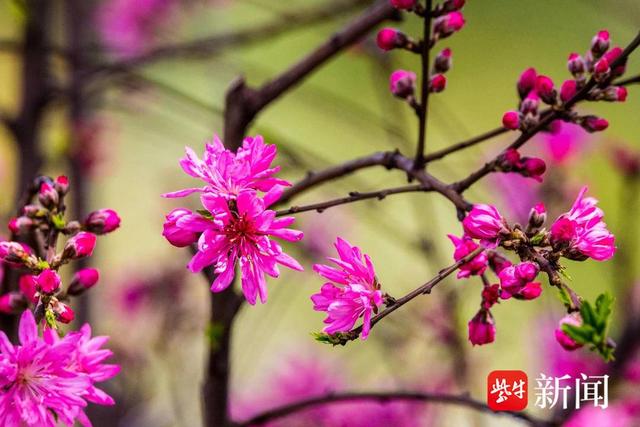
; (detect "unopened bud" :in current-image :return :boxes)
[0,292,25,314]
[535,75,557,105]
[389,70,416,99]
[434,48,452,73]
[36,269,61,294]
[38,182,59,208]
[567,53,585,76]
[528,202,547,228]
[433,11,465,38]
[63,232,97,260]
[428,74,447,93]
[390,0,416,10]
[520,157,546,182]
[19,275,38,303]
[602,86,627,102]
[555,313,584,351]
[580,115,609,133]
[84,209,121,234]
[590,30,610,58]
[68,268,100,296]
[502,111,520,130]
[517,67,537,99]
[376,28,407,51]
[520,91,539,115]
[560,80,577,103]
[54,175,69,195]
[0,241,29,264]
[603,47,626,77]
[52,301,75,324]
[593,57,610,82]
[8,216,33,235]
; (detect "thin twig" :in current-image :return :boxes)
[235,390,552,427]
[414,0,434,168]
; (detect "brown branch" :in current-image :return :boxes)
[235,390,552,427]
[275,184,427,216]
[87,0,376,80]
[452,31,640,193]
[414,0,434,168]
[223,0,398,146]
[423,126,508,162]
[346,247,483,340]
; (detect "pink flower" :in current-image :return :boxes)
[389,70,416,98]
[447,234,487,279]
[566,401,637,427]
[311,238,382,339]
[555,313,584,351]
[18,275,38,303]
[84,209,121,234]
[462,204,508,247]
[0,311,119,426]
[498,262,540,299]
[164,135,290,200]
[64,232,97,260]
[538,120,590,164]
[36,268,61,294]
[187,189,303,304]
[550,186,615,261]
[68,268,100,295]
[162,208,201,247]
[468,309,495,346]
[376,28,406,51]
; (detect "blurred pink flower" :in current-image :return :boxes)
[566,401,639,427]
[97,0,178,58]
[538,120,590,164]
[187,189,304,305]
[311,238,382,339]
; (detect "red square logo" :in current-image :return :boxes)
[487,370,528,411]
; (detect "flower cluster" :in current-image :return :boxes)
[502,29,629,133]
[0,176,119,325]
[0,311,119,426]
[453,186,614,346]
[380,0,465,104]
[311,238,383,340]
[162,135,304,304]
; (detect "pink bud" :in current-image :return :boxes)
[64,232,97,259]
[84,209,121,234]
[462,204,508,247]
[591,30,610,57]
[38,182,59,208]
[593,57,610,81]
[515,261,539,282]
[567,53,585,76]
[54,175,69,195]
[603,86,627,102]
[434,11,465,38]
[0,241,30,264]
[481,284,500,309]
[602,47,626,77]
[7,218,18,234]
[36,269,61,294]
[581,116,609,133]
[429,74,447,93]
[502,111,520,130]
[376,28,406,51]
[389,69,416,98]
[555,314,584,351]
[501,148,521,168]
[441,0,465,11]
[528,202,547,228]
[54,302,75,324]
[390,0,416,9]
[68,268,100,295]
[517,67,537,98]
[468,309,495,346]
[535,75,557,105]
[520,91,539,114]
[163,208,199,247]
[434,48,452,73]
[560,80,577,103]
[0,293,22,314]
[487,251,512,275]
[19,275,38,303]
[521,157,546,181]
[515,282,542,300]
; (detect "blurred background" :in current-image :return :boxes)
[0,0,639,425]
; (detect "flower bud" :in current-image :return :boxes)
[36,269,61,294]
[63,232,97,260]
[389,70,416,99]
[514,282,542,300]
[580,116,609,133]
[428,74,447,93]
[517,67,537,99]
[22,204,41,217]
[602,86,627,102]
[68,268,100,296]
[162,208,200,247]
[462,204,508,247]
[54,175,69,195]
[434,48,452,73]
[515,261,539,282]
[555,313,584,351]
[8,217,33,235]
[502,111,520,130]
[593,57,610,82]
[0,241,30,264]
[602,46,626,77]
[440,0,465,12]
[84,209,121,234]
[19,275,38,303]
[390,0,416,9]
[0,292,24,314]
[481,284,500,309]
[535,75,557,105]
[567,53,585,76]
[590,30,610,58]
[53,301,75,324]
[433,11,465,38]
[560,80,577,103]
[376,28,407,51]
[38,182,59,208]
[520,91,539,115]
[521,157,546,182]
[468,309,495,346]
[528,202,547,228]
[487,251,512,275]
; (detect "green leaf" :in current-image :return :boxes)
[197,209,214,220]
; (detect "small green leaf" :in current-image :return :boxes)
[197,209,214,220]
[51,213,66,230]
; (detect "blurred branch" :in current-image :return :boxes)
[235,390,552,427]
[413,0,433,168]
[86,0,376,79]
